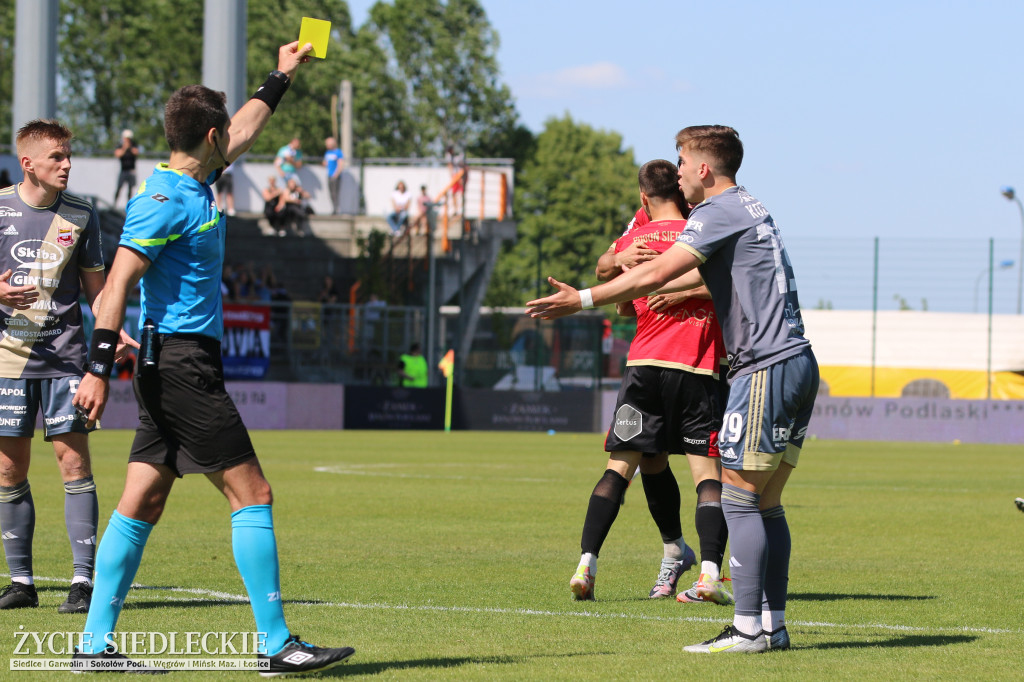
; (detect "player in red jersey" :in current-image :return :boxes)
[570,160,731,604]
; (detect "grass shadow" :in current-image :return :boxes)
[788,592,936,601]
[807,634,977,650]
[326,652,604,677]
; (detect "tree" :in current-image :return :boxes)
[485,115,639,307]
[58,0,203,155]
[366,0,519,158]
[0,0,13,149]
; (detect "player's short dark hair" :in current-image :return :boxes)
[675,125,743,179]
[638,160,684,201]
[164,85,229,153]
[16,119,72,156]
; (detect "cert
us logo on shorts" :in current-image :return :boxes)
[613,404,642,441]
[11,239,64,270]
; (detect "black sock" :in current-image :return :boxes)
[640,464,682,543]
[580,469,629,555]
[695,479,727,568]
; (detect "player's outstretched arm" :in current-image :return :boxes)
[527,246,700,320]
[225,41,314,163]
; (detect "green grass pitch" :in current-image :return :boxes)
[3,430,1023,680]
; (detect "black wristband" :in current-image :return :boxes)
[250,70,290,114]
[86,329,119,378]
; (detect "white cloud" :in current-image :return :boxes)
[515,61,631,98]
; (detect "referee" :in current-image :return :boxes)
[71,41,355,675]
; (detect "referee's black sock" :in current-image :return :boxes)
[579,469,629,556]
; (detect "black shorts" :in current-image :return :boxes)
[129,335,255,476]
[604,364,725,457]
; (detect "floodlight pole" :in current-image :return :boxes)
[1000,187,1024,314]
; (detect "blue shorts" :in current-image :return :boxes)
[0,376,92,439]
[717,347,819,472]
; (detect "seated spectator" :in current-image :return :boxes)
[281,177,313,237]
[412,185,431,235]
[386,180,412,235]
[262,176,287,236]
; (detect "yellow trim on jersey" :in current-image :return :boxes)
[129,214,219,247]
[674,242,707,262]
[81,265,105,272]
[626,358,719,379]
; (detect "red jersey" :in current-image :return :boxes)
[615,218,727,377]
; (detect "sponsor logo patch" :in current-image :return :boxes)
[613,404,642,441]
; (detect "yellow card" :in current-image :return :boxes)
[298,17,331,59]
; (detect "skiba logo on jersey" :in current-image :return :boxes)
[12,239,64,270]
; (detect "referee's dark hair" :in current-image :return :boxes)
[164,85,230,153]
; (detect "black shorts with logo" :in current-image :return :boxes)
[604,364,725,457]
[128,335,256,476]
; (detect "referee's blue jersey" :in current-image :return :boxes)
[120,164,225,340]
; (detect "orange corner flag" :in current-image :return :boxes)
[438,349,455,378]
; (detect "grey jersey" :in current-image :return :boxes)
[675,186,808,379]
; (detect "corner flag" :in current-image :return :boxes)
[438,349,455,431]
[438,349,454,378]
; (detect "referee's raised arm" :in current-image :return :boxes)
[224,41,314,164]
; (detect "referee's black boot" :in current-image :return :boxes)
[258,635,355,677]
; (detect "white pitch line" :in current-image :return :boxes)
[313,465,549,483]
[12,575,1016,636]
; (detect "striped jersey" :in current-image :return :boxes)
[0,184,104,378]
[616,218,727,378]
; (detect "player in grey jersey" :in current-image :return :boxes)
[527,125,818,653]
[0,120,134,614]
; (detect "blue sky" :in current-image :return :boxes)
[346,1,1024,313]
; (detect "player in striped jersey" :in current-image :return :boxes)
[0,120,134,614]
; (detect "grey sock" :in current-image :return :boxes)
[721,483,765,618]
[760,505,790,613]
[0,480,35,579]
[64,477,98,581]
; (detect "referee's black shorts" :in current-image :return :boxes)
[129,335,256,476]
[604,364,725,457]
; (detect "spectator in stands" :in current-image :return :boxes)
[362,293,386,349]
[446,145,467,214]
[263,266,290,302]
[0,169,12,189]
[221,263,239,301]
[318,275,340,304]
[281,177,312,237]
[216,162,236,216]
[386,180,412,235]
[412,185,431,235]
[113,129,139,207]
[274,137,303,182]
[261,176,287,237]
[322,137,344,214]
